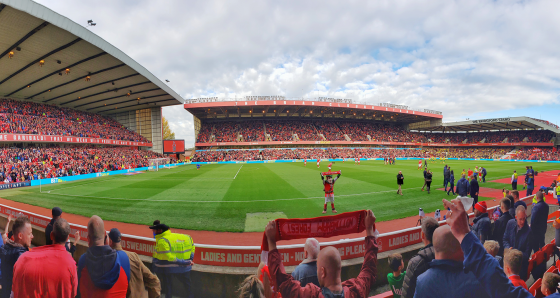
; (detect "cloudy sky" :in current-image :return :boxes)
[34,0,560,146]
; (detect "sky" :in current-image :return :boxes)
[33,0,560,147]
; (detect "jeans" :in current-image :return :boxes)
[164,271,193,298]
[482,174,486,182]
[444,178,449,189]
[512,182,517,190]
[527,188,534,197]
[447,183,455,195]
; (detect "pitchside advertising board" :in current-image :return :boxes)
[163,139,185,154]
[0,195,534,268]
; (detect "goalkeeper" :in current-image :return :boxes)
[321,171,341,214]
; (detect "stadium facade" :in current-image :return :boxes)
[0,0,184,153]
[185,96,559,150]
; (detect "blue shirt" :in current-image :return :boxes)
[291,261,320,287]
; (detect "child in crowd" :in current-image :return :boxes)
[387,253,405,298]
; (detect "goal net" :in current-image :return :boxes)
[148,158,170,171]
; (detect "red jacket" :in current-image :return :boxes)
[12,244,78,298]
[268,236,378,298]
[508,275,528,290]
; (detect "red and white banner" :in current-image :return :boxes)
[196,140,553,148]
[0,134,152,147]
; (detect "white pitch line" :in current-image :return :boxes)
[42,186,422,203]
[233,165,243,180]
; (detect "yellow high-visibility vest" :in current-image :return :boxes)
[153,230,195,262]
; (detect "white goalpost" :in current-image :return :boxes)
[148,158,171,171]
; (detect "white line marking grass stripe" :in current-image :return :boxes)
[233,165,243,179]
[42,186,421,203]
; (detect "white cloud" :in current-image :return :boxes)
[34,0,560,146]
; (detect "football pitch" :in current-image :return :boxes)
[1,160,556,232]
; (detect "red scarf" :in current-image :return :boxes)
[261,210,369,253]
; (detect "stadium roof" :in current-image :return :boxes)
[416,116,560,133]
[184,97,443,123]
[0,0,184,116]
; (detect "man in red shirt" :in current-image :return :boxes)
[468,168,473,178]
[266,210,378,298]
[12,218,78,298]
[503,249,528,290]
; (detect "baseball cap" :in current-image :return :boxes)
[108,228,121,243]
[149,223,170,231]
[52,207,62,217]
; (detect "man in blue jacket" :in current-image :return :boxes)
[503,206,532,281]
[530,191,549,252]
[456,174,470,197]
[492,198,513,257]
[442,197,534,298]
[443,165,450,191]
[414,225,490,298]
[481,167,487,183]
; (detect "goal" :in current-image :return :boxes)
[148,158,170,171]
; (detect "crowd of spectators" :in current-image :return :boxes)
[197,119,556,144]
[0,98,149,142]
[0,146,167,183]
[515,148,560,161]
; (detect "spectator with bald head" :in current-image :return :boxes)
[77,215,131,298]
[503,206,532,281]
[12,218,78,297]
[291,238,320,287]
[266,210,378,298]
[414,226,490,298]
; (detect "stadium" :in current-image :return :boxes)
[1,1,560,298]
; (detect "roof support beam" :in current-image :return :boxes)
[0,21,49,61]
[0,37,81,87]
[74,86,158,108]
[64,82,152,107]
[9,52,108,97]
[100,98,176,114]
[86,93,168,111]
[42,68,134,103]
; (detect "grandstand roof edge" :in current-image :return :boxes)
[184,100,443,119]
[0,0,184,106]
[436,116,560,133]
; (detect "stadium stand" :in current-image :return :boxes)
[0,146,167,182]
[189,147,518,162]
[196,119,556,145]
[0,99,149,142]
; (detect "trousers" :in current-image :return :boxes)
[163,271,193,298]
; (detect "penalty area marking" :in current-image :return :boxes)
[40,186,422,203]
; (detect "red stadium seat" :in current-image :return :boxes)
[529,278,544,298]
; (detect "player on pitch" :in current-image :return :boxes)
[418,159,423,170]
[328,162,333,171]
[304,159,307,166]
[316,158,320,168]
[321,171,341,214]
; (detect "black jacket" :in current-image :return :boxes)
[402,244,435,298]
[492,211,513,256]
[397,174,404,185]
[0,240,29,298]
[45,218,54,246]
[470,179,479,196]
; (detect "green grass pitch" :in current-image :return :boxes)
[1,160,556,232]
